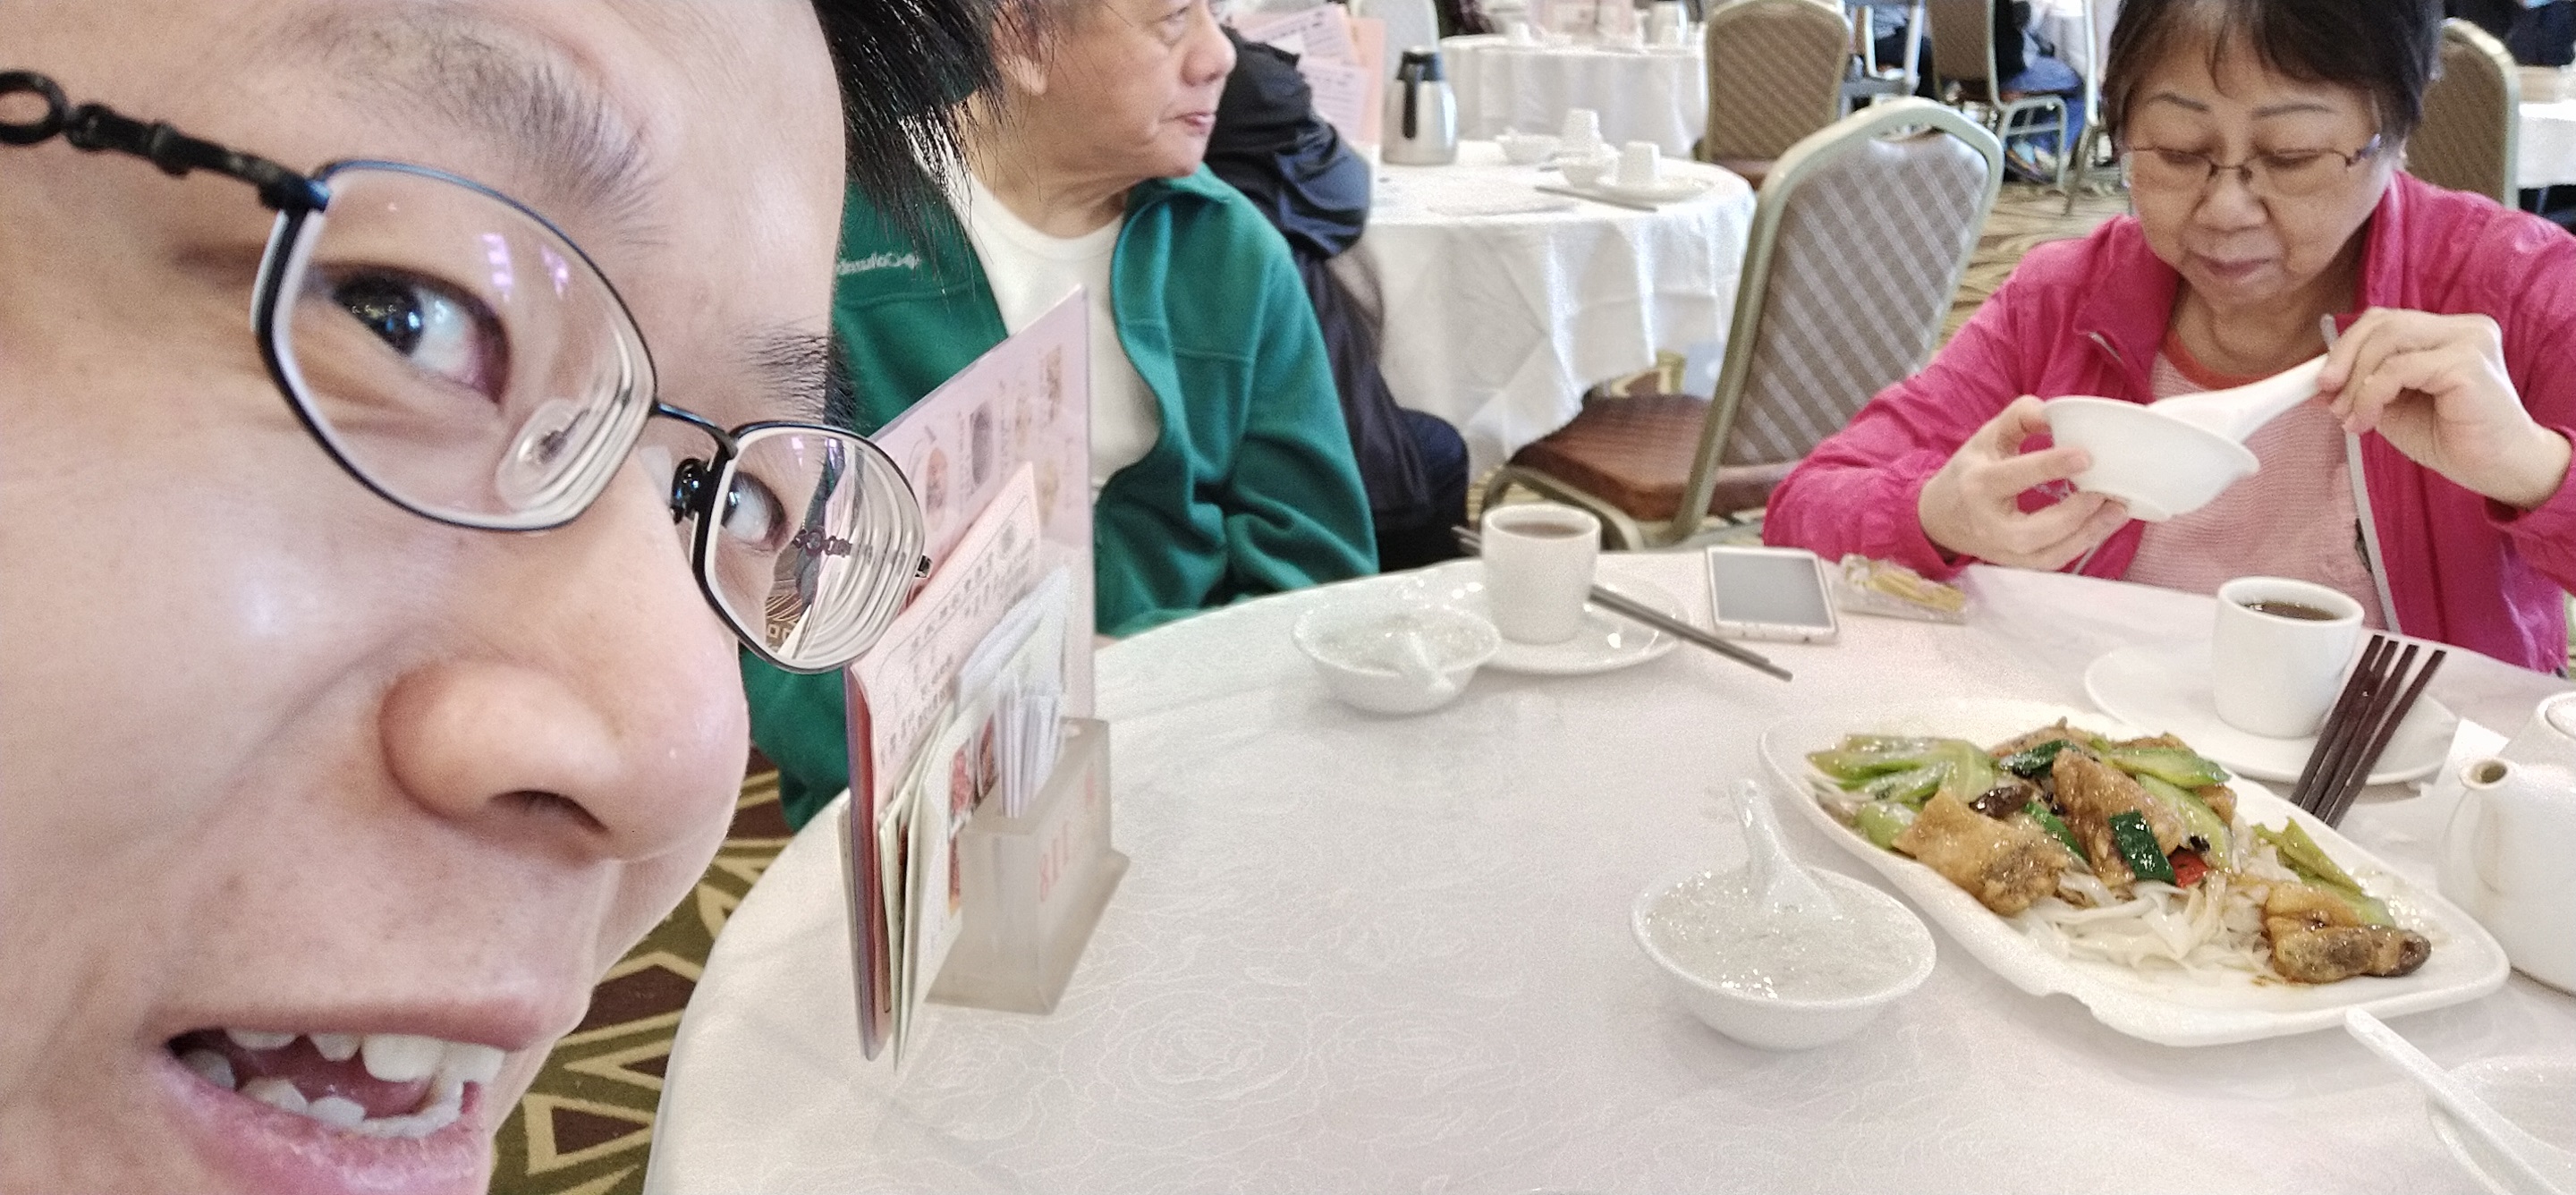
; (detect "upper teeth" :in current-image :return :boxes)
[218,1029,505,1087]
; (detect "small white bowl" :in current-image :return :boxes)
[1292,599,1500,716]
[1631,868,1936,1050]
[2043,396,2259,522]
[1497,131,1563,165]
[1558,151,1617,189]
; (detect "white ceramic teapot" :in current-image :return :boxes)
[2439,692,2576,992]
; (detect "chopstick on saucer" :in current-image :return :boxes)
[1450,526,1791,682]
[2289,633,2445,826]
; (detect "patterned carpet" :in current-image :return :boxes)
[492,180,2576,1195]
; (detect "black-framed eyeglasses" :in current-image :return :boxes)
[2117,133,2385,201]
[0,70,924,673]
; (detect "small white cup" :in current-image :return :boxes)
[1507,20,1538,44]
[2211,576,2365,739]
[1616,140,1660,188]
[1658,18,1692,47]
[1480,504,1601,644]
[1560,107,1602,149]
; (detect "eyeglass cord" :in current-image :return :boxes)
[0,70,324,211]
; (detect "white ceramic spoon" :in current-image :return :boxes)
[2345,1008,2574,1195]
[1734,778,1830,915]
[1390,624,1459,703]
[2142,354,2329,443]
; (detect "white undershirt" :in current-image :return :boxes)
[953,174,1161,495]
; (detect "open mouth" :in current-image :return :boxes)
[165,1029,504,1139]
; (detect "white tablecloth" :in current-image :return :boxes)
[2524,99,2576,190]
[645,557,2576,1194]
[1330,140,1756,475]
[2030,0,2119,84]
[1445,34,1710,156]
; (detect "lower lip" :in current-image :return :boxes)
[2194,255,2269,284]
[159,1051,491,1195]
[1177,114,1214,135]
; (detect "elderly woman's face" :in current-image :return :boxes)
[0,2,843,1192]
[1033,0,1237,182]
[2122,35,2396,315]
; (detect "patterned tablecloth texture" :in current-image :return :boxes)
[643,555,2576,1195]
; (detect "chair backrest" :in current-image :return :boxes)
[1701,0,1854,160]
[2413,19,2521,203]
[1920,0,1996,89]
[1674,98,2002,530]
[1353,0,1445,76]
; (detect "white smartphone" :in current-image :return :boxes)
[1704,545,1839,643]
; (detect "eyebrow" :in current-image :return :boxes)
[293,10,664,244]
[2137,93,2343,120]
[745,329,835,424]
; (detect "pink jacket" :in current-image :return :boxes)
[1766,174,2576,674]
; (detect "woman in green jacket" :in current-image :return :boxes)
[749,0,1377,826]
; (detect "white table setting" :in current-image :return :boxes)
[2521,75,2576,191]
[1329,136,1756,476]
[645,537,2576,1194]
[1443,30,1709,157]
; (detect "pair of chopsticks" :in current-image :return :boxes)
[1530,182,1661,212]
[1449,526,1792,682]
[2289,633,2445,826]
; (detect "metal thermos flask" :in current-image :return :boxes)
[1383,47,1458,165]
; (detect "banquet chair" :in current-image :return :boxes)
[1921,0,2069,189]
[2057,0,2117,212]
[1697,0,1854,190]
[1352,0,1444,72]
[2412,19,2522,204]
[1485,99,2003,548]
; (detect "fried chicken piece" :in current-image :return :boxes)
[1894,792,2068,916]
[2049,750,2188,888]
[2262,883,2432,982]
[1988,721,2087,758]
[2195,784,2238,826]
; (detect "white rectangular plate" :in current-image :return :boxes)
[1759,698,2511,1047]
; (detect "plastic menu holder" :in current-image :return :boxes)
[928,718,1125,1015]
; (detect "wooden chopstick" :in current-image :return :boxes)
[2289,635,2393,815]
[2318,646,2445,827]
[1449,526,1792,682]
[2310,640,2416,818]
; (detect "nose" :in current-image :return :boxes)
[376,465,745,864]
[2193,165,2268,231]
[1189,3,1236,84]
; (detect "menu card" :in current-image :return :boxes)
[1233,6,1386,148]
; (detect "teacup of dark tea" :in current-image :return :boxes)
[1480,504,1601,644]
[2212,576,2365,738]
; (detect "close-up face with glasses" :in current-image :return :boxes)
[2116,32,2398,319]
[0,2,923,1192]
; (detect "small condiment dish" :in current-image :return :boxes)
[1292,598,1500,716]
[1558,150,1617,189]
[2428,1056,2576,1195]
[2041,397,2258,522]
[1631,868,1936,1050]
[1497,131,1562,165]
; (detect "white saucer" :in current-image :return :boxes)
[1585,175,1715,204]
[2082,641,2457,785]
[1400,562,1682,675]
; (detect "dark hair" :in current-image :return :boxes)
[811,0,1002,233]
[2100,0,2442,145]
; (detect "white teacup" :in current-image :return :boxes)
[1616,140,1661,189]
[1480,504,1601,644]
[2210,576,2364,739]
[1560,107,1603,150]
[1507,20,1538,44]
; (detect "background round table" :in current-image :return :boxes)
[1329,140,1756,476]
[645,556,2575,1194]
[2523,98,2576,191]
[1444,33,1709,156]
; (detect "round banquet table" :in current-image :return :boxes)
[1443,34,1708,157]
[2524,99,2576,191]
[1328,141,1756,477]
[645,556,2576,1195]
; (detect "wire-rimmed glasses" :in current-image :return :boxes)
[0,70,922,673]
[2119,133,2385,201]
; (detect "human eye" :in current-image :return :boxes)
[2256,150,2334,177]
[720,469,791,553]
[325,268,508,398]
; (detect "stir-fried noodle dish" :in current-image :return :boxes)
[1805,721,2432,985]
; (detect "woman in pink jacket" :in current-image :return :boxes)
[1765,0,2576,674]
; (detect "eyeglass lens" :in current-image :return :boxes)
[267,164,654,530]
[2124,149,2354,199]
[703,428,919,670]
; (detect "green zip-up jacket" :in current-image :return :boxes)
[744,167,1376,827]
